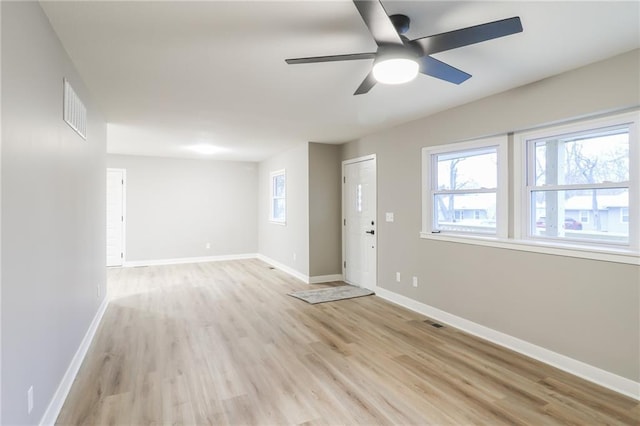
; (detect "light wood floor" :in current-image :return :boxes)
[57,259,639,425]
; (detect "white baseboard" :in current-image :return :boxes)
[309,274,343,284]
[255,255,342,285]
[39,296,109,425]
[123,253,257,268]
[255,254,310,283]
[375,287,640,401]
[122,254,341,286]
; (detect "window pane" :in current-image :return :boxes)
[433,193,496,234]
[579,210,589,223]
[621,207,629,223]
[436,148,497,190]
[531,188,628,244]
[272,198,285,221]
[273,174,285,197]
[533,127,629,186]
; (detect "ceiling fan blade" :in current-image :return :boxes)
[353,0,404,46]
[286,52,376,65]
[413,17,523,55]
[419,56,471,85]
[354,71,377,95]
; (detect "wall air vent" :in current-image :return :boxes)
[63,78,87,139]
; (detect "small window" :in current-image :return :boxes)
[621,207,629,223]
[518,112,637,249]
[422,136,507,237]
[270,170,286,224]
[579,210,589,224]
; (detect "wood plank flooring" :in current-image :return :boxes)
[56,259,639,425]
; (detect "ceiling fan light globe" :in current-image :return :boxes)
[372,58,419,85]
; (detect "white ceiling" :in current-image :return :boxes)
[41,1,640,162]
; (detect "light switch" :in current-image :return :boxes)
[385,212,394,222]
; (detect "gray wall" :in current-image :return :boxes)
[258,142,309,276]
[342,49,640,381]
[107,154,258,262]
[0,2,3,417]
[1,2,107,424]
[308,143,342,277]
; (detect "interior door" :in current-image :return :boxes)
[106,168,125,267]
[343,156,377,291]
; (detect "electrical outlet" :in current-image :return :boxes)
[293,253,297,261]
[396,272,401,282]
[412,276,418,288]
[205,242,211,249]
[386,212,394,222]
[27,386,33,414]
[96,284,101,299]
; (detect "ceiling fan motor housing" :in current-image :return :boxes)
[390,14,410,35]
[376,44,419,62]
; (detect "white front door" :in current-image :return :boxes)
[343,156,377,291]
[106,168,125,267]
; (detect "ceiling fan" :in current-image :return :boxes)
[285,0,523,95]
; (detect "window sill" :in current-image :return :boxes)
[269,220,286,226]
[419,232,639,265]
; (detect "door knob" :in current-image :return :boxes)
[365,230,375,235]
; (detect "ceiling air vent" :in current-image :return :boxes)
[63,78,87,140]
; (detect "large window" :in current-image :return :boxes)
[269,169,286,224]
[517,112,638,251]
[422,136,507,237]
[420,112,638,263]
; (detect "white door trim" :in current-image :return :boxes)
[342,154,377,289]
[106,168,126,266]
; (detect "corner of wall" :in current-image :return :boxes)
[308,143,343,277]
[257,142,310,277]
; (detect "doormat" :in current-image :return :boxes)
[288,285,374,304]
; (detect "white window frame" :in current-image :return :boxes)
[269,169,286,224]
[514,111,639,255]
[421,136,508,240]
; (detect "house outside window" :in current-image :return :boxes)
[422,136,508,237]
[270,169,286,224]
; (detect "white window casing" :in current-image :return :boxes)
[515,111,638,253]
[420,111,639,265]
[421,136,508,239]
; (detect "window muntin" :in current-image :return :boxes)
[525,123,631,246]
[423,137,507,237]
[270,170,286,223]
